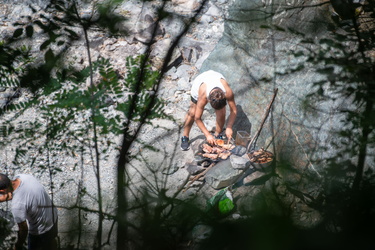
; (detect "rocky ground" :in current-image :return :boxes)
[0,0,242,248]
[0,0,326,249]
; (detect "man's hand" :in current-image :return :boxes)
[225,127,233,142]
[0,190,12,202]
[206,134,216,145]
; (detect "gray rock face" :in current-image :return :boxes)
[197,0,332,229]
[0,0,343,246]
[205,159,243,189]
[201,0,334,177]
[230,154,250,170]
[243,171,266,185]
[186,162,205,175]
[191,224,213,242]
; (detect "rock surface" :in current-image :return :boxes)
[205,159,243,189]
[0,0,338,248]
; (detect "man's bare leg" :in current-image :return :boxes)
[183,102,196,138]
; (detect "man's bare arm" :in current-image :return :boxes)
[194,84,216,144]
[194,100,210,137]
[226,91,237,130]
[15,221,28,250]
[220,79,237,138]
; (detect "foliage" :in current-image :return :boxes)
[0,0,127,106]
[281,0,375,235]
[0,210,13,250]
[0,51,168,246]
[0,0,169,249]
[5,0,374,249]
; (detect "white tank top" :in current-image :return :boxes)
[190,70,226,101]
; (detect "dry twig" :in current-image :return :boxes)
[183,162,216,192]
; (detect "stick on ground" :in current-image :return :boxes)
[183,162,216,192]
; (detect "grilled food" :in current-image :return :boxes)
[200,141,235,160]
[248,148,273,164]
[218,151,231,160]
[202,153,219,160]
[215,139,225,146]
[221,144,235,150]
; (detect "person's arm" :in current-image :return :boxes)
[14,221,28,250]
[0,189,13,202]
[221,79,237,141]
[194,84,216,144]
[195,99,216,143]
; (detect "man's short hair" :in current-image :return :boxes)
[0,174,11,190]
[208,87,227,110]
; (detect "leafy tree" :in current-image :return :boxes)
[0,0,210,249]
[288,0,375,236]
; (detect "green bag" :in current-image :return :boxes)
[206,188,235,216]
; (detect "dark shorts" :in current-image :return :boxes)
[191,96,197,104]
[28,222,58,250]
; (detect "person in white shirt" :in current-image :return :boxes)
[0,173,58,250]
[181,70,237,150]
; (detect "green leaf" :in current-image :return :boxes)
[45,49,55,62]
[26,25,34,37]
[293,51,304,57]
[33,20,48,31]
[317,67,334,75]
[64,28,79,39]
[40,40,51,51]
[12,22,23,26]
[275,25,286,32]
[13,28,23,38]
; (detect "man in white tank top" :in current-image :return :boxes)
[181,70,237,150]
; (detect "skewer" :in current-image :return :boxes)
[246,88,278,154]
[183,162,216,192]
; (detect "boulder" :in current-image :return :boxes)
[243,171,266,185]
[185,162,205,175]
[230,145,247,156]
[229,154,250,170]
[191,224,212,242]
[205,159,244,189]
[201,0,336,179]
[191,138,205,154]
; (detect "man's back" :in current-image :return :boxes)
[11,174,57,235]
